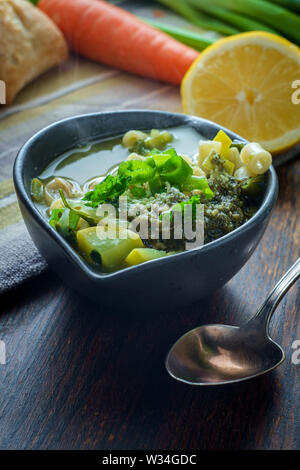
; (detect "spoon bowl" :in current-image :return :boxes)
[166,324,285,385]
[166,257,300,386]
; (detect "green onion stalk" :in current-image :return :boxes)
[197,0,300,45]
[187,0,278,33]
[266,0,300,14]
[141,17,214,51]
[155,0,239,36]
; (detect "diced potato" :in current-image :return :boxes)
[226,147,243,169]
[125,248,170,266]
[77,226,144,271]
[213,130,232,156]
[198,141,222,165]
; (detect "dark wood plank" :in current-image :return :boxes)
[0,156,299,451]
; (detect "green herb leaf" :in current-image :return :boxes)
[171,194,202,220]
[129,185,147,198]
[83,175,127,208]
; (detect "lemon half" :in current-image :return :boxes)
[181,32,300,153]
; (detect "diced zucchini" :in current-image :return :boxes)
[31,178,44,203]
[77,226,144,271]
[125,248,170,266]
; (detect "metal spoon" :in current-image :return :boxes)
[166,257,300,386]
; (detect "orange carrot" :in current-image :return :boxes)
[38,0,198,85]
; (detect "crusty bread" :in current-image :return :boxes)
[0,0,68,104]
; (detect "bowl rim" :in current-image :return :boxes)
[13,109,278,281]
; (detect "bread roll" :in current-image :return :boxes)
[0,0,68,104]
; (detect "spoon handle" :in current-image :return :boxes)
[247,257,300,330]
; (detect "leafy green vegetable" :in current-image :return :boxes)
[129,186,147,198]
[83,175,127,208]
[118,159,156,184]
[82,148,213,207]
[157,154,193,184]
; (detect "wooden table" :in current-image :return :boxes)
[0,63,299,450]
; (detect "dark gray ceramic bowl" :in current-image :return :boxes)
[14,110,278,311]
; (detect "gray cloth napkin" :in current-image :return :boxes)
[0,221,47,295]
